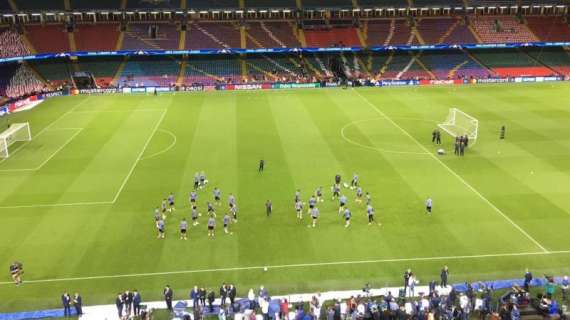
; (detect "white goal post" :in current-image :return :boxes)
[438,108,479,142]
[0,122,32,158]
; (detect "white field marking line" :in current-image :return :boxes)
[2,250,570,286]
[0,97,91,164]
[0,201,113,210]
[140,129,177,160]
[111,109,168,203]
[0,128,83,173]
[353,89,549,253]
[341,118,431,156]
[71,108,166,114]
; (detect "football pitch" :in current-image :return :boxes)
[1,83,570,311]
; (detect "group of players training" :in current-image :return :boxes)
[294,173,380,228]
[153,172,238,240]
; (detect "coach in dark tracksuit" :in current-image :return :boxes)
[164,285,174,312]
[440,266,449,287]
[228,284,237,305]
[116,293,124,318]
[220,283,228,306]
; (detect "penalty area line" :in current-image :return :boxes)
[352,89,549,254]
[1,250,569,285]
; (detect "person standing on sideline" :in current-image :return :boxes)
[62,292,71,317]
[259,159,265,172]
[190,286,200,309]
[265,200,272,216]
[426,197,433,215]
[441,266,449,288]
[432,129,437,143]
[164,285,174,312]
[228,284,237,305]
[403,269,411,291]
[124,290,133,316]
[220,283,228,306]
[133,289,142,316]
[115,292,124,319]
[524,269,533,292]
[436,129,441,145]
[73,293,83,317]
[207,290,215,312]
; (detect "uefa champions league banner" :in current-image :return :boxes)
[2,42,570,64]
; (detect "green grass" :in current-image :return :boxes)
[1,83,570,312]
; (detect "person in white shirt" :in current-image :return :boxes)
[426,197,433,215]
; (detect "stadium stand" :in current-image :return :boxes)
[246,22,301,48]
[358,0,407,7]
[119,57,180,86]
[14,0,65,10]
[29,59,71,86]
[0,0,11,11]
[123,23,180,50]
[367,53,391,76]
[379,52,412,79]
[25,25,70,54]
[442,20,478,44]
[303,53,332,77]
[187,0,238,9]
[416,18,458,45]
[70,0,121,9]
[77,57,122,87]
[74,23,120,52]
[186,22,241,49]
[0,28,30,58]
[184,56,241,85]
[304,28,361,47]
[4,64,44,99]
[470,16,539,43]
[526,16,570,42]
[420,50,491,79]
[414,0,464,7]
[525,47,570,77]
[246,55,303,81]
[244,0,296,7]
[0,64,18,98]
[471,49,555,77]
[126,0,182,8]
[302,0,353,8]
[364,20,392,47]
[388,19,415,45]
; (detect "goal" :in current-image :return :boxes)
[0,122,32,158]
[438,108,479,142]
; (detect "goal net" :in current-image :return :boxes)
[0,122,32,158]
[438,108,479,142]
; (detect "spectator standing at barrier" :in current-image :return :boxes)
[61,292,71,317]
[164,285,174,312]
[248,288,256,310]
[191,286,200,308]
[115,292,124,318]
[73,293,82,317]
[545,276,556,299]
[133,289,142,316]
[441,266,449,288]
[524,269,533,292]
[228,284,237,305]
[125,290,133,316]
[220,283,228,306]
[199,287,207,306]
[207,290,215,312]
[404,269,411,291]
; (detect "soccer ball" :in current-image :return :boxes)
[263,267,268,272]
[437,149,445,155]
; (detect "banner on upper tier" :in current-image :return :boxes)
[2,41,570,64]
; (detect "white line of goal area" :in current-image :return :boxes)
[352,89,549,253]
[0,128,83,173]
[1,250,569,286]
[0,97,92,165]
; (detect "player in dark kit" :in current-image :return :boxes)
[258,159,265,172]
[265,200,272,216]
[9,262,23,285]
